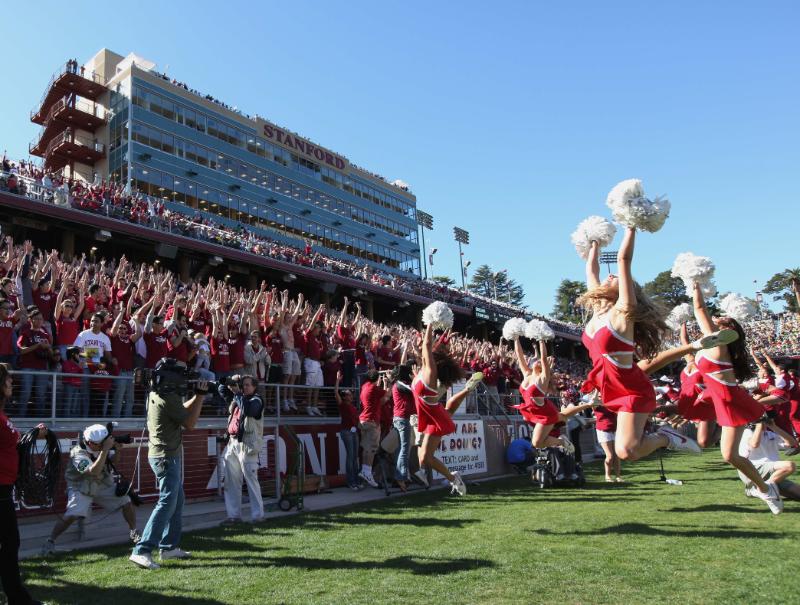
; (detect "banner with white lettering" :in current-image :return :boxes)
[433,419,487,478]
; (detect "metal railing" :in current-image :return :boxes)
[34,61,107,115]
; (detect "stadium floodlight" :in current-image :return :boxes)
[453,227,470,290]
[416,209,434,279]
[599,251,618,275]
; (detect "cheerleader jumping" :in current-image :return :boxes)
[512,337,597,453]
[413,325,482,496]
[578,232,702,461]
[691,282,784,513]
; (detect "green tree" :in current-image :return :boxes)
[429,275,456,288]
[552,279,586,323]
[468,265,525,306]
[643,270,690,308]
[762,268,800,313]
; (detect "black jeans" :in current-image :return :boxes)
[0,484,35,605]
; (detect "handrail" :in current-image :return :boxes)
[43,131,105,160]
[34,60,106,116]
[31,94,106,125]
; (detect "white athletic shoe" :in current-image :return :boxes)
[657,426,702,455]
[359,470,378,488]
[450,471,467,496]
[756,483,784,515]
[282,401,292,413]
[465,372,484,392]
[160,547,192,560]
[130,553,160,569]
[41,539,56,556]
[560,437,575,455]
[744,486,757,498]
[306,406,316,416]
[413,469,429,488]
[692,329,739,350]
[312,406,324,416]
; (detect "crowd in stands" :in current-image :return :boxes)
[0,236,592,421]
[0,154,541,321]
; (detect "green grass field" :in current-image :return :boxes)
[20,451,800,605]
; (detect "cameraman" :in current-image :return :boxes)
[129,361,208,570]
[42,424,140,555]
[219,375,264,524]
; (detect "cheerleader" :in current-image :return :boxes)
[413,325,481,496]
[673,323,719,448]
[691,282,784,513]
[579,232,702,461]
[751,349,795,435]
[512,337,596,452]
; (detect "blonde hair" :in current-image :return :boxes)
[576,281,668,360]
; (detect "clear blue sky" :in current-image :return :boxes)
[2,1,798,314]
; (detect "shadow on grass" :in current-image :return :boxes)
[530,522,790,539]
[658,503,796,514]
[180,554,496,575]
[24,562,227,605]
[288,514,479,531]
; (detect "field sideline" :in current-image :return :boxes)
[20,451,800,605]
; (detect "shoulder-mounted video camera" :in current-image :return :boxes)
[135,358,219,397]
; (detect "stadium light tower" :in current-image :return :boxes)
[416,209,433,279]
[599,251,618,275]
[453,226,470,290]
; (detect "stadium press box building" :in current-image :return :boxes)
[29,49,422,278]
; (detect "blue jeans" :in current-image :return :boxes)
[63,384,80,417]
[339,429,360,487]
[112,370,135,417]
[393,417,412,481]
[134,456,184,555]
[17,371,49,417]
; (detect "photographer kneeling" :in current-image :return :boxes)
[42,424,140,555]
[220,375,265,524]
[130,359,208,570]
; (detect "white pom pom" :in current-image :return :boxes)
[525,319,555,341]
[719,293,757,323]
[670,252,716,295]
[666,303,693,331]
[606,178,671,233]
[701,282,717,298]
[502,317,528,341]
[570,216,617,259]
[740,377,759,392]
[421,301,454,331]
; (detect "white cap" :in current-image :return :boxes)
[83,424,108,443]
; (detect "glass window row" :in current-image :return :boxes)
[131,84,416,218]
[118,164,418,272]
[129,121,417,242]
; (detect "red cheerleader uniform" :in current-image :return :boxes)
[581,320,656,414]
[513,382,560,427]
[789,378,800,436]
[412,376,455,437]
[594,405,617,432]
[676,367,716,422]
[695,352,762,427]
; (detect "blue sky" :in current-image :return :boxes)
[1,1,798,314]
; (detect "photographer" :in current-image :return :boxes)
[42,424,140,555]
[129,360,208,570]
[740,416,800,501]
[219,375,264,524]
